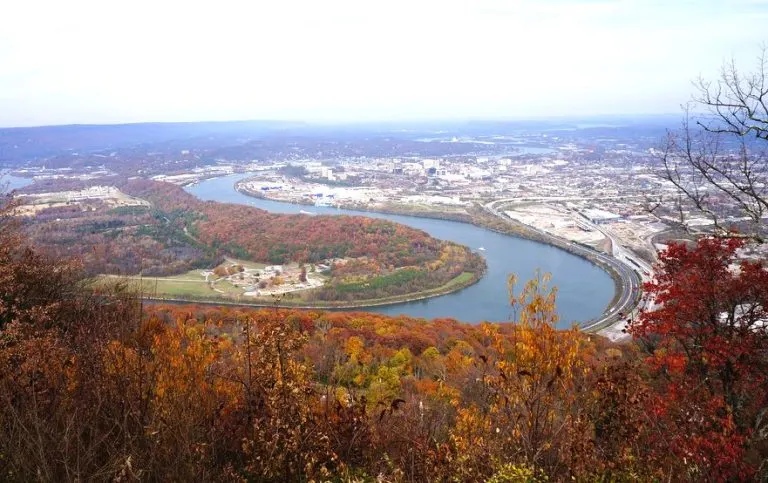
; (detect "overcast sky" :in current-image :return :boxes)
[1,0,766,127]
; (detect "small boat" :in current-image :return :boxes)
[299,210,316,216]
[478,247,486,251]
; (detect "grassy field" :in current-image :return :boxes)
[441,271,474,289]
[141,279,217,297]
[213,279,245,296]
[99,269,221,298]
[136,271,481,309]
[98,260,271,299]
[97,266,481,308]
[142,269,210,281]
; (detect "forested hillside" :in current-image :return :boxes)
[2,195,766,481]
[19,180,485,302]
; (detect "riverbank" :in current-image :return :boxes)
[235,181,631,326]
[356,203,621,283]
[138,270,484,310]
[189,174,616,326]
[372,203,638,333]
[362,203,631,323]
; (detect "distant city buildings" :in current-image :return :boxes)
[19,124,762,265]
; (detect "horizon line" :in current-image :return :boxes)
[0,112,685,130]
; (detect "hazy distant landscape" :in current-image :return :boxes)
[2,0,767,480]
[3,93,768,483]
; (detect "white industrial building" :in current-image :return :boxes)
[582,208,622,224]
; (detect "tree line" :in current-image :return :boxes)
[1,194,766,480]
[18,179,485,300]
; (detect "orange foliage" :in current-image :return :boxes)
[22,179,485,301]
[2,212,766,481]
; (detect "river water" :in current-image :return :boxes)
[186,174,614,326]
[1,173,33,191]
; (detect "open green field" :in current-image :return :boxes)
[440,271,474,289]
[98,271,220,297]
[96,266,480,308]
[141,279,217,297]
[144,271,479,309]
[213,279,245,296]
[140,269,210,281]
[99,268,227,298]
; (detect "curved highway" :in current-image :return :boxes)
[483,200,642,332]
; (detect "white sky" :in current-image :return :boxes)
[1,0,766,127]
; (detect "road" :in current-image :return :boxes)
[483,200,643,334]
[548,202,653,281]
[569,210,656,337]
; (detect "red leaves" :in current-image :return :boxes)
[630,237,768,480]
[4,213,768,480]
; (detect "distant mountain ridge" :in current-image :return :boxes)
[0,115,679,168]
[0,120,304,165]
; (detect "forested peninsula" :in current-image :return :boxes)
[19,179,485,305]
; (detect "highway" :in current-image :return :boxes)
[483,200,643,333]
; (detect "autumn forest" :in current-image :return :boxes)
[2,191,768,482]
[19,179,485,304]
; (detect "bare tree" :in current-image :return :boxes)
[657,46,768,241]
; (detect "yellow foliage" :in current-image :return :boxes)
[449,271,592,476]
[345,336,365,361]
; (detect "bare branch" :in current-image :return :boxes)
[655,47,768,242]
